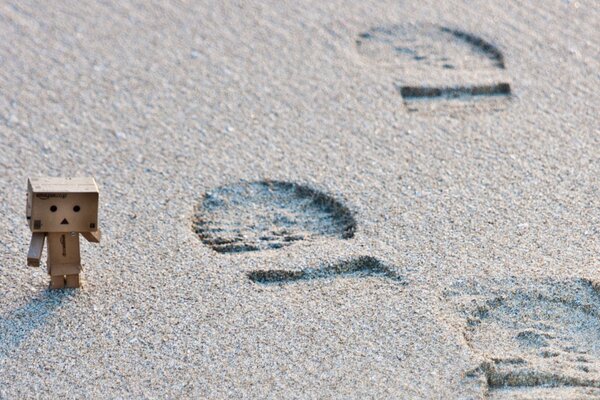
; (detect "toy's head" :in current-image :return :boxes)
[27,177,99,233]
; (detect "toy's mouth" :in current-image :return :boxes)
[60,218,69,225]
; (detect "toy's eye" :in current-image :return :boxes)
[73,205,80,212]
[50,205,57,212]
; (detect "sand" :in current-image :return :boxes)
[0,0,598,398]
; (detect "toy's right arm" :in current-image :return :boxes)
[27,232,45,267]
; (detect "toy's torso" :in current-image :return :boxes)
[47,232,81,276]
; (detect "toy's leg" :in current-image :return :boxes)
[65,274,80,288]
[50,275,65,289]
[47,233,82,289]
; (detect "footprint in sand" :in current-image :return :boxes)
[452,279,600,398]
[356,23,505,70]
[193,180,356,253]
[356,22,511,113]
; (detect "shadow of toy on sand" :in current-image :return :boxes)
[0,288,75,360]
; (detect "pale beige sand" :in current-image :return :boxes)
[0,0,598,398]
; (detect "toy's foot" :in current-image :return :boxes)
[65,274,80,288]
[50,276,65,289]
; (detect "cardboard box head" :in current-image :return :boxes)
[27,177,99,233]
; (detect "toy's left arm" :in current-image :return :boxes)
[82,230,101,243]
[27,232,45,267]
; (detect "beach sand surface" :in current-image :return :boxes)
[0,0,598,398]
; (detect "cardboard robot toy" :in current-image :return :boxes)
[26,177,101,289]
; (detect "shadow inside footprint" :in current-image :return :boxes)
[248,256,404,284]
